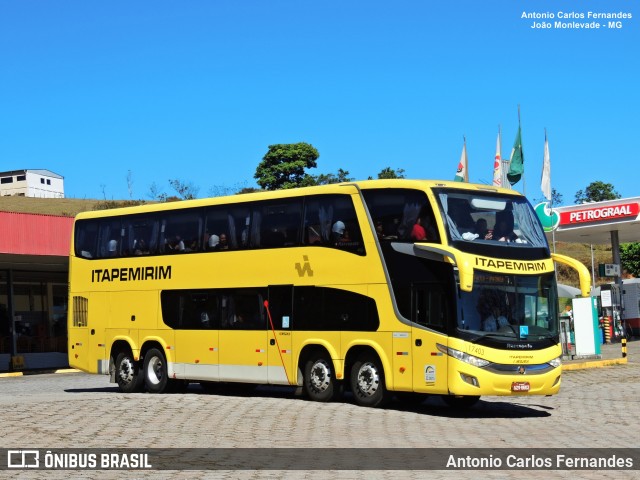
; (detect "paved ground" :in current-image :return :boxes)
[1,340,639,480]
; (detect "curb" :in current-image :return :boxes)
[0,368,80,378]
[562,357,628,371]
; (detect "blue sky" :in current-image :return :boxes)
[1,1,638,204]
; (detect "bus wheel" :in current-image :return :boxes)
[441,395,480,409]
[115,352,143,393]
[304,355,338,402]
[143,348,169,394]
[350,353,391,408]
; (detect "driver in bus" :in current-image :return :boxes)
[483,304,510,332]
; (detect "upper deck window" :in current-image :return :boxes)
[435,189,548,250]
[73,193,366,259]
[362,188,440,243]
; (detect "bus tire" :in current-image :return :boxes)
[304,354,339,402]
[441,395,480,409]
[115,351,143,393]
[350,352,391,408]
[143,348,169,394]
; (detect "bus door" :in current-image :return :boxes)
[172,291,220,382]
[218,289,269,384]
[410,283,449,394]
[266,286,294,385]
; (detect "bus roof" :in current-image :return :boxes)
[74,179,523,220]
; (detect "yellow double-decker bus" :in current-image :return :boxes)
[68,179,590,408]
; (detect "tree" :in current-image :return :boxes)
[147,179,199,201]
[532,187,563,206]
[254,143,320,190]
[312,168,354,185]
[369,167,406,180]
[574,181,621,204]
[620,243,640,278]
[169,179,199,200]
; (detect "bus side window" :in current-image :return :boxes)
[361,188,437,243]
[303,194,365,255]
[75,220,98,259]
[97,220,122,258]
[224,290,266,330]
[160,210,204,254]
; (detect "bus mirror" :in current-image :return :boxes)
[413,243,474,293]
[551,253,591,297]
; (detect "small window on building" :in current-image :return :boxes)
[47,179,51,185]
[1,177,13,184]
[40,178,45,184]
[16,175,26,181]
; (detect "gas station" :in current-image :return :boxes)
[537,196,640,359]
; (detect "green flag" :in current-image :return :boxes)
[454,138,468,182]
[507,125,524,185]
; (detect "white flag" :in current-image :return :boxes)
[492,131,502,187]
[541,132,551,201]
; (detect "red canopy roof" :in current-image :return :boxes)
[0,211,73,256]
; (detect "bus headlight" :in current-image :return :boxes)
[436,343,490,368]
[548,356,562,368]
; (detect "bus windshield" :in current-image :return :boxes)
[434,188,548,249]
[455,271,559,346]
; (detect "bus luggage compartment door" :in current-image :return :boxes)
[410,284,449,394]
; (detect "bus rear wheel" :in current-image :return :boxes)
[304,354,339,402]
[115,351,143,393]
[143,348,169,394]
[350,353,391,408]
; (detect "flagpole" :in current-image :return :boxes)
[518,105,526,196]
[500,125,509,188]
[547,128,556,253]
[464,135,469,182]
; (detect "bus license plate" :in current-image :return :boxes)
[511,381,530,392]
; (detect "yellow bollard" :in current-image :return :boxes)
[603,317,611,344]
[622,338,627,358]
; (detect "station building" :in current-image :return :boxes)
[0,169,65,198]
[0,211,72,371]
[541,196,640,335]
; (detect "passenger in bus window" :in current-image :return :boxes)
[218,233,229,250]
[185,239,198,252]
[107,239,118,256]
[494,212,518,242]
[374,220,385,239]
[208,234,220,251]
[410,217,428,241]
[474,218,493,240]
[168,235,186,252]
[331,221,346,244]
[134,238,149,255]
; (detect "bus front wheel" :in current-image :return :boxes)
[115,351,143,393]
[304,354,339,402]
[143,348,169,394]
[350,353,391,408]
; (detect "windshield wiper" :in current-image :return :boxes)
[468,331,517,342]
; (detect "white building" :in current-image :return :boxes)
[0,169,64,198]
